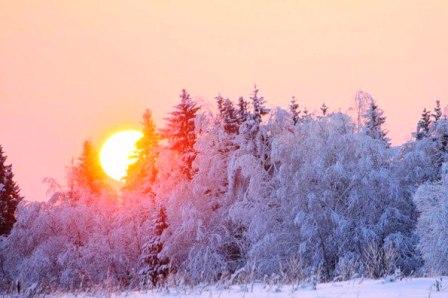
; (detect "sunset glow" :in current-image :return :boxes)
[99,130,143,181]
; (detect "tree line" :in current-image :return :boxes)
[1,88,448,293]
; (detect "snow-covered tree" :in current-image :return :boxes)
[163,89,200,179]
[433,100,443,123]
[416,108,431,140]
[0,145,23,236]
[237,97,249,125]
[251,86,269,124]
[413,164,448,275]
[289,97,300,125]
[362,97,390,146]
[399,101,448,189]
[222,99,239,134]
[216,96,239,134]
[139,207,170,286]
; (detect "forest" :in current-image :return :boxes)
[1,88,448,294]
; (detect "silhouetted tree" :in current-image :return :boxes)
[0,145,23,236]
[71,140,106,195]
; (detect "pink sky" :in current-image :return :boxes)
[1,0,448,200]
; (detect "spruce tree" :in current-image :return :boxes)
[237,97,249,125]
[433,100,443,123]
[416,108,431,140]
[0,145,23,236]
[222,98,239,134]
[251,86,269,124]
[321,103,328,116]
[71,140,106,195]
[126,109,159,190]
[215,95,225,117]
[289,97,300,125]
[363,99,390,146]
[163,89,200,179]
[139,207,170,286]
[216,95,238,134]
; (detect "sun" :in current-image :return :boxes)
[100,129,143,181]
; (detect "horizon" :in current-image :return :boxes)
[1,0,448,200]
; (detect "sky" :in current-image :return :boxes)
[1,0,448,200]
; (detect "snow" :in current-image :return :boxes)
[56,278,447,298]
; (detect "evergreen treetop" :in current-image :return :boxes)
[163,89,200,179]
[251,87,269,124]
[363,99,390,146]
[289,97,300,125]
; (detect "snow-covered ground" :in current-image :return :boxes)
[56,278,448,298]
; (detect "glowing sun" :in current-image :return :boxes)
[100,130,143,181]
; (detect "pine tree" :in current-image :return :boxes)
[433,100,443,123]
[237,97,249,125]
[71,140,106,195]
[0,145,23,236]
[126,109,159,190]
[321,103,328,116]
[163,89,200,179]
[416,108,431,140]
[216,95,238,134]
[222,99,239,134]
[251,86,269,124]
[289,97,300,125]
[139,207,170,286]
[215,95,225,117]
[363,99,390,146]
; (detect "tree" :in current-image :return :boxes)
[139,207,170,286]
[433,100,443,123]
[163,89,200,179]
[251,86,269,124]
[237,97,249,125]
[354,90,371,130]
[416,108,431,140]
[413,164,448,275]
[363,98,390,146]
[289,96,300,125]
[69,140,107,197]
[321,103,328,116]
[0,145,23,236]
[215,95,225,116]
[126,109,160,191]
[221,98,239,134]
[216,95,236,133]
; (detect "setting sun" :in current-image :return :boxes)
[100,130,143,181]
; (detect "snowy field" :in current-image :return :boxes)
[55,278,448,298]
